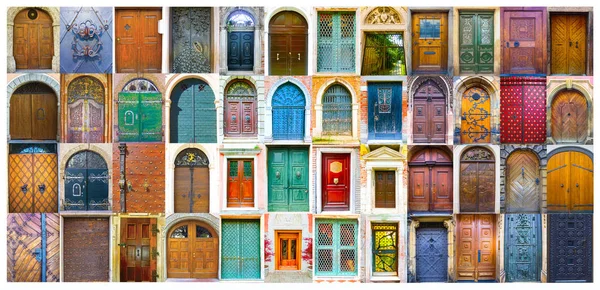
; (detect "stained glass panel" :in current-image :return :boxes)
[372,224,398,273]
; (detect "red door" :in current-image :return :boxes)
[322,153,350,211]
[227,159,254,207]
[500,77,546,143]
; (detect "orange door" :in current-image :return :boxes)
[456,214,496,281]
[276,231,301,270]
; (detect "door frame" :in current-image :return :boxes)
[408,217,453,282]
[365,220,405,282]
[547,9,593,76]
[362,146,406,214]
[274,230,302,270]
[266,8,312,75]
[316,148,356,214]
[219,7,263,75]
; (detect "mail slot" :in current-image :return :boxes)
[424,51,437,55]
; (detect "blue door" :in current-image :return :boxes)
[170,79,216,143]
[505,214,541,282]
[368,82,402,140]
[415,223,447,282]
[221,219,261,279]
[272,83,305,140]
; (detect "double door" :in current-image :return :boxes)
[269,11,308,75]
[459,147,495,213]
[368,82,402,140]
[504,214,541,282]
[118,90,163,142]
[221,220,261,279]
[547,151,593,212]
[412,80,446,143]
[268,147,309,212]
[14,8,53,70]
[120,218,157,282]
[501,7,547,74]
[551,14,587,75]
[227,159,254,208]
[115,9,162,73]
[10,86,57,141]
[415,223,448,282]
[459,12,494,74]
[276,231,301,270]
[548,214,593,282]
[412,12,448,73]
[456,214,496,281]
[9,150,58,213]
[167,221,218,279]
[64,151,109,211]
[500,77,546,143]
[228,31,254,71]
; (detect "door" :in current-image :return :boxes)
[120,218,158,282]
[268,147,309,212]
[408,148,453,212]
[459,147,495,213]
[118,78,163,142]
[10,82,57,140]
[272,83,306,140]
[171,7,211,73]
[276,231,301,270]
[412,12,448,73]
[221,220,261,279]
[412,79,446,143]
[504,214,541,282]
[415,223,448,282]
[459,12,494,74]
[362,33,406,75]
[7,213,59,282]
[14,8,53,70]
[322,153,350,211]
[66,76,105,143]
[224,81,257,137]
[269,11,308,75]
[372,224,398,275]
[174,148,210,213]
[456,214,496,281]
[315,219,358,276]
[167,221,218,279]
[551,90,588,143]
[64,150,110,211]
[548,214,593,282]
[551,14,587,75]
[317,12,356,73]
[322,85,353,136]
[375,171,396,208]
[547,151,593,212]
[500,77,546,143]
[227,159,254,208]
[460,86,491,143]
[368,82,402,140]
[63,217,110,282]
[505,150,540,213]
[115,8,162,73]
[501,7,547,74]
[170,78,216,143]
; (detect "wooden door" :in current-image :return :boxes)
[372,224,398,274]
[66,76,105,143]
[501,7,547,74]
[547,151,593,212]
[412,79,446,143]
[14,8,53,70]
[118,78,163,142]
[63,217,110,281]
[317,12,356,73]
[120,218,157,282]
[459,147,495,213]
[368,82,402,140]
[9,146,58,213]
[551,90,588,143]
[460,86,491,143]
[227,159,254,208]
[375,171,396,208]
[64,151,110,211]
[171,7,211,73]
[167,221,218,279]
[459,12,494,74]
[505,150,540,213]
[225,81,257,137]
[272,83,306,140]
[228,31,254,71]
[551,14,587,75]
[500,77,546,143]
[115,8,162,73]
[268,147,309,212]
[504,214,541,282]
[10,83,57,141]
[415,223,448,282]
[456,214,496,281]
[170,78,217,143]
[269,11,308,75]
[276,231,301,270]
[412,12,448,73]
[221,220,261,279]
[408,148,453,212]
[322,153,351,211]
[548,214,593,282]
[173,148,210,213]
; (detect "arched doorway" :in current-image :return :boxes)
[227,10,255,71]
[322,84,352,136]
[551,89,589,143]
[174,148,210,213]
[547,149,593,212]
[170,78,216,143]
[167,220,219,279]
[412,79,446,143]
[117,78,163,142]
[460,86,491,143]
[66,76,105,143]
[459,147,495,212]
[408,147,452,212]
[224,80,258,137]
[14,8,53,70]
[269,11,308,75]
[505,150,540,213]
[64,150,109,211]
[272,83,306,140]
[10,82,57,140]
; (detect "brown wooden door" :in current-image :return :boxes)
[551,90,588,143]
[375,171,396,208]
[457,214,496,281]
[408,148,453,212]
[63,217,110,281]
[120,218,157,282]
[9,152,58,213]
[276,231,301,270]
[505,150,540,213]
[547,151,593,212]
[174,167,209,213]
[460,86,491,144]
[10,84,57,141]
[14,8,53,70]
[412,12,448,73]
[412,80,446,143]
[459,147,495,213]
[269,11,308,75]
[224,81,258,137]
[551,14,587,75]
[322,153,351,211]
[115,8,162,73]
[501,7,547,74]
[227,159,254,207]
[167,221,218,279]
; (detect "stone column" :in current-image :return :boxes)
[407,219,419,282]
[219,27,228,74]
[52,23,60,72]
[444,218,455,282]
[164,99,171,144]
[7,22,16,72]
[253,24,260,74]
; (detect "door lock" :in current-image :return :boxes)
[478,250,481,263]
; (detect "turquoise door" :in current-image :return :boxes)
[315,219,358,276]
[221,220,261,279]
[268,147,309,212]
[118,78,163,142]
[505,214,541,282]
[170,78,217,143]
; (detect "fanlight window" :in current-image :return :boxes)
[171,225,188,238]
[227,10,255,27]
[122,78,159,92]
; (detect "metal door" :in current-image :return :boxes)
[548,213,593,282]
[227,160,254,208]
[504,214,541,282]
[412,12,448,73]
[456,214,496,281]
[119,218,158,282]
[9,82,57,140]
[408,148,453,212]
[118,78,163,142]
[171,7,211,73]
[221,220,261,279]
[551,14,587,75]
[268,147,309,212]
[547,151,593,212]
[459,12,494,74]
[322,84,352,136]
[501,7,547,74]
[269,11,308,75]
[321,153,350,211]
[63,217,110,281]
[170,78,216,143]
[459,147,495,213]
[317,12,356,73]
[415,223,448,282]
[14,8,53,70]
[167,221,218,278]
[500,77,546,143]
[315,219,358,276]
[505,150,540,213]
[551,90,588,143]
[64,150,109,211]
[460,86,491,143]
[368,82,402,140]
[225,81,257,137]
[272,83,306,140]
[412,79,446,143]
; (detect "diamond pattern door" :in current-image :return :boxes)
[548,214,593,282]
[119,218,157,282]
[500,77,546,143]
[171,8,211,73]
[315,219,358,276]
[551,90,588,143]
[551,14,587,75]
[501,7,547,74]
[456,214,496,281]
[412,12,448,73]
[317,12,356,73]
[459,12,494,74]
[460,86,491,143]
[221,220,261,279]
[170,78,217,143]
[415,223,448,282]
[505,150,540,213]
[459,147,495,213]
[547,151,593,212]
[504,214,541,282]
[9,146,58,213]
[268,147,309,212]
[272,83,306,140]
[368,82,402,140]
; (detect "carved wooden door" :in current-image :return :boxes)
[174,148,210,213]
[416,223,448,282]
[500,77,546,143]
[551,14,587,75]
[168,221,218,279]
[269,11,308,75]
[322,153,350,211]
[459,12,494,74]
[227,159,254,208]
[171,7,211,73]
[276,231,301,270]
[368,82,402,140]
[120,218,157,282]
[225,81,257,137]
[66,76,105,143]
[460,86,491,143]
[551,90,588,143]
[118,78,163,142]
[268,147,309,212]
[504,214,541,282]
[505,150,540,213]
[501,7,547,74]
[10,82,57,140]
[63,217,110,281]
[547,151,593,212]
[412,12,448,73]
[408,148,452,212]
[170,78,217,143]
[14,8,53,70]
[412,79,446,143]
[64,151,110,211]
[548,214,593,282]
[459,147,495,213]
[456,214,496,281]
[272,83,306,140]
[375,171,395,208]
[221,219,261,279]
[115,8,162,73]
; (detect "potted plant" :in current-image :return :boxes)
[302,238,313,277]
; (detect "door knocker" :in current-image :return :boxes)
[275,171,281,179]
[38,184,46,194]
[333,178,339,185]
[21,184,28,194]
[142,179,151,191]
[296,171,301,179]
[36,108,46,120]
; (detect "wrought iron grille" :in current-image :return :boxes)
[174,148,209,167]
[227,81,256,99]
[170,225,188,238]
[67,76,105,104]
[9,144,56,154]
[315,219,358,276]
[317,12,356,72]
[121,78,159,92]
[66,150,107,169]
[362,33,405,75]
[13,82,54,94]
[272,83,305,140]
[322,85,352,135]
[372,224,398,273]
[196,226,212,238]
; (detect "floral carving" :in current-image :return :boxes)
[365,7,402,25]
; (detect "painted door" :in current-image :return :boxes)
[408,148,453,212]
[317,12,356,73]
[551,14,587,75]
[221,220,261,279]
[66,76,105,143]
[225,81,257,137]
[501,7,547,74]
[322,85,352,136]
[505,150,540,213]
[269,11,308,75]
[7,213,59,282]
[272,83,306,140]
[120,218,158,282]
[415,223,448,282]
[10,82,57,140]
[372,224,398,274]
[64,151,110,211]
[268,147,309,212]
[228,31,254,71]
[168,221,218,279]
[170,78,216,143]
[174,148,210,213]
[362,33,406,75]
[375,171,395,208]
[412,12,448,73]
[315,219,358,276]
[500,77,546,143]
[118,79,163,142]
[171,7,211,73]
[548,214,593,282]
[115,9,162,73]
[412,79,446,143]
[456,214,496,281]
[322,153,350,211]
[227,159,254,208]
[276,231,301,270]
[459,147,495,213]
[547,151,593,212]
[551,90,588,143]
[63,217,110,281]
[459,12,494,74]
[368,82,402,140]
[460,86,491,143]
[504,214,541,282]
[14,8,53,70]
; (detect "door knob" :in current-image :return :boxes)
[514,41,520,47]
[38,184,46,194]
[117,37,120,41]
[136,249,140,257]
[569,41,573,47]
[21,184,28,194]
[576,41,579,48]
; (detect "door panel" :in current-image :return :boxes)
[456,214,496,281]
[460,86,491,143]
[505,214,541,282]
[317,12,356,73]
[501,8,547,74]
[174,167,209,213]
[322,153,350,211]
[416,225,448,282]
[459,12,494,74]
[276,232,301,270]
[63,218,110,281]
[547,151,593,212]
[227,160,254,208]
[500,77,546,143]
[551,90,588,143]
[551,14,587,75]
[375,171,396,208]
[33,153,58,213]
[372,224,398,274]
[548,214,593,282]
[10,94,33,139]
[171,7,211,73]
[409,148,453,212]
[116,9,162,73]
[9,154,34,213]
[368,82,402,140]
[412,13,448,73]
[167,222,218,278]
[221,220,261,279]
[140,93,163,142]
[269,11,308,75]
[268,147,309,212]
[31,93,57,140]
[115,10,139,73]
[228,31,254,71]
[13,9,53,70]
[412,79,446,143]
[120,218,157,282]
[506,150,540,213]
[170,79,217,143]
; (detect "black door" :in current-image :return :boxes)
[415,223,447,282]
[548,213,593,282]
[228,31,254,71]
[64,150,110,210]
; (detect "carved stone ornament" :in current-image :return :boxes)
[366,7,402,25]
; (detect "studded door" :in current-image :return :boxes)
[459,12,494,74]
[63,217,110,281]
[173,148,210,213]
[268,147,309,212]
[118,78,163,142]
[551,14,587,75]
[322,153,351,211]
[505,150,540,213]
[227,159,254,208]
[459,147,495,213]
[504,214,541,282]
[170,78,217,143]
[269,11,308,75]
[368,82,402,140]
[322,84,352,136]
[548,213,593,282]
[456,214,496,281]
[412,79,446,143]
[315,219,358,276]
[412,12,448,73]
[10,82,57,141]
[13,8,53,70]
[221,219,261,279]
[168,221,218,279]
[415,223,448,282]
[501,7,547,74]
[272,83,306,140]
[120,218,158,282]
[64,150,110,211]
[500,77,546,143]
[460,86,491,143]
[551,90,588,143]
[171,7,211,73]
[225,81,257,137]
[547,151,593,213]
[66,76,106,143]
[408,148,453,212]
[317,12,356,73]
[115,8,162,73]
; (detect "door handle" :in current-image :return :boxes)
[298,53,301,61]
[506,42,509,48]
[277,53,279,61]
[478,250,481,263]
[38,184,46,194]
[576,41,579,48]
[137,249,140,257]
[570,41,573,47]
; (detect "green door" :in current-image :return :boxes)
[315,219,358,277]
[459,12,494,74]
[118,78,163,142]
[221,219,261,280]
[268,147,309,212]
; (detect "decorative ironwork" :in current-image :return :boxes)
[272,83,305,140]
[322,84,352,135]
[9,144,56,154]
[171,8,211,73]
[365,7,402,25]
[121,78,159,92]
[461,147,494,161]
[416,224,448,282]
[28,8,38,20]
[13,82,55,94]
[174,148,209,167]
[66,150,108,169]
[317,12,356,72]
[362,33,405,75]
[548,214,593,282]
[196,226,212,238]
[67,76,105,104]
[69,19,104,60]
[505,214,541,282]
[227,10,255,27]
[170,225,188,238]
[372,224,398,273]
[226,81,256,99]
[461,86,491,143]
[315,219,358,276]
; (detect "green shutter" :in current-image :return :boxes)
[268,147,309,212]
[315,219,358,277]
[221,219,261,279]
[317,12,356,73]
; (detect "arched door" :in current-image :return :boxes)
[67,76,105,143]
[170,78,216,143]
[460,86,491,143]
[168,221,219,279]
[322,84,352,135]
[269,11,308,75]
[117,78,163,142]
[408,148,452,212]
[64,150,109,211]
[224,80,257,137]
[459,147,495,212]
[14,8,53,70]
[272,83,305,140]
[412,79,446,143]
[174,149,210,213]
[547,150,593,212]
[505,150,540,213]
[10,82,57,140]
[227,10,255,71]
[551,90,588,143]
